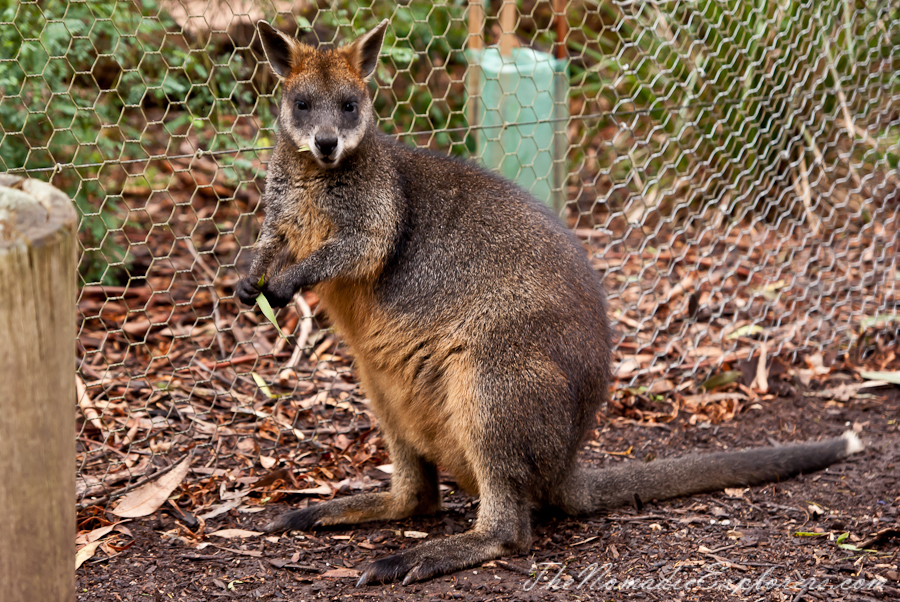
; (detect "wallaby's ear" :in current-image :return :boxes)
[342,19,389,81]
[258,20,297,79]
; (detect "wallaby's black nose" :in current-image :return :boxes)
[315,136,338,158]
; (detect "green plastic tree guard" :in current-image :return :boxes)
[468,47,569,215]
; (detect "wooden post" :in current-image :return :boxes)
[553,0,568,60]
[467,0,484,52]
[467,0,485,138]
[552,0,570,216]
[0,175,77,602]
[499,0,518,56]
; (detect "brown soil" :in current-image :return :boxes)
[76,388,899,601]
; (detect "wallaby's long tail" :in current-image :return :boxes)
[553,431,863,514]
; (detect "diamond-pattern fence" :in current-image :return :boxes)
[1,0,897,508]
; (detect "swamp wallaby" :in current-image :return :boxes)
[237,20,864,585]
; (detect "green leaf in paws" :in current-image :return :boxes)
[256,291,288,340]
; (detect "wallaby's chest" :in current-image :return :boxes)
[316,279,480,493]
[275,183,334,264]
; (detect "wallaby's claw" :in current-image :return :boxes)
[235,276,261,307]
[356,552,412,586]
[356,549,449,586]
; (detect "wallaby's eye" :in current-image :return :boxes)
[295,100,309,111]
[342,101,357,113]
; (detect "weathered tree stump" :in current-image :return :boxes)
[0,175,77,602]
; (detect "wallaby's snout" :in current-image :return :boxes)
[314,133,339,161]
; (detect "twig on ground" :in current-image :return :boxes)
[77,375,110,440]
[858,527,900,550]
[287,293,313,369]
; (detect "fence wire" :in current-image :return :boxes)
[1,0,897,507]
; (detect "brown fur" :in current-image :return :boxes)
[317,272,481,494]
[236,20,865,586]
[274,172,334,265]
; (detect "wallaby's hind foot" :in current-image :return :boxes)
[265,489,440,533]
[356,529,528,586]
[356,493,532,585]
[266,438,440,533]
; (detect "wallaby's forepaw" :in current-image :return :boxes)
[236,276,261,307]
[356,549,451,586]
[264,506,323,533]
[261,277,295,308]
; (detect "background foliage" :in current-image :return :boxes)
[1,0,898,283]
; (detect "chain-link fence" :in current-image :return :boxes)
[2,0,897,508]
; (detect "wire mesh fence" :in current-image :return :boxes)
[1,0,897,508]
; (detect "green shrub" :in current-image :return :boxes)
[0,0,257,283]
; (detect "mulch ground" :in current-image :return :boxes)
[76,385,899,601]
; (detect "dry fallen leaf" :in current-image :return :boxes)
[807,381,887,401]
[259,455,278,469]
[76,375,107,436]
[209,529,264,539]
[219,546,263,558]
[75,524,117,545]
[805,353,831,375]
[614,358,641,378]
[321,568,360,578]
[335,476,380,492]
[76,541,103,569]
[111,457,191,518]
[859,370,900,385]
[198,499,242,520]
[286,484,332,496]
[689,346,724,358]
[403,530,429,539]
